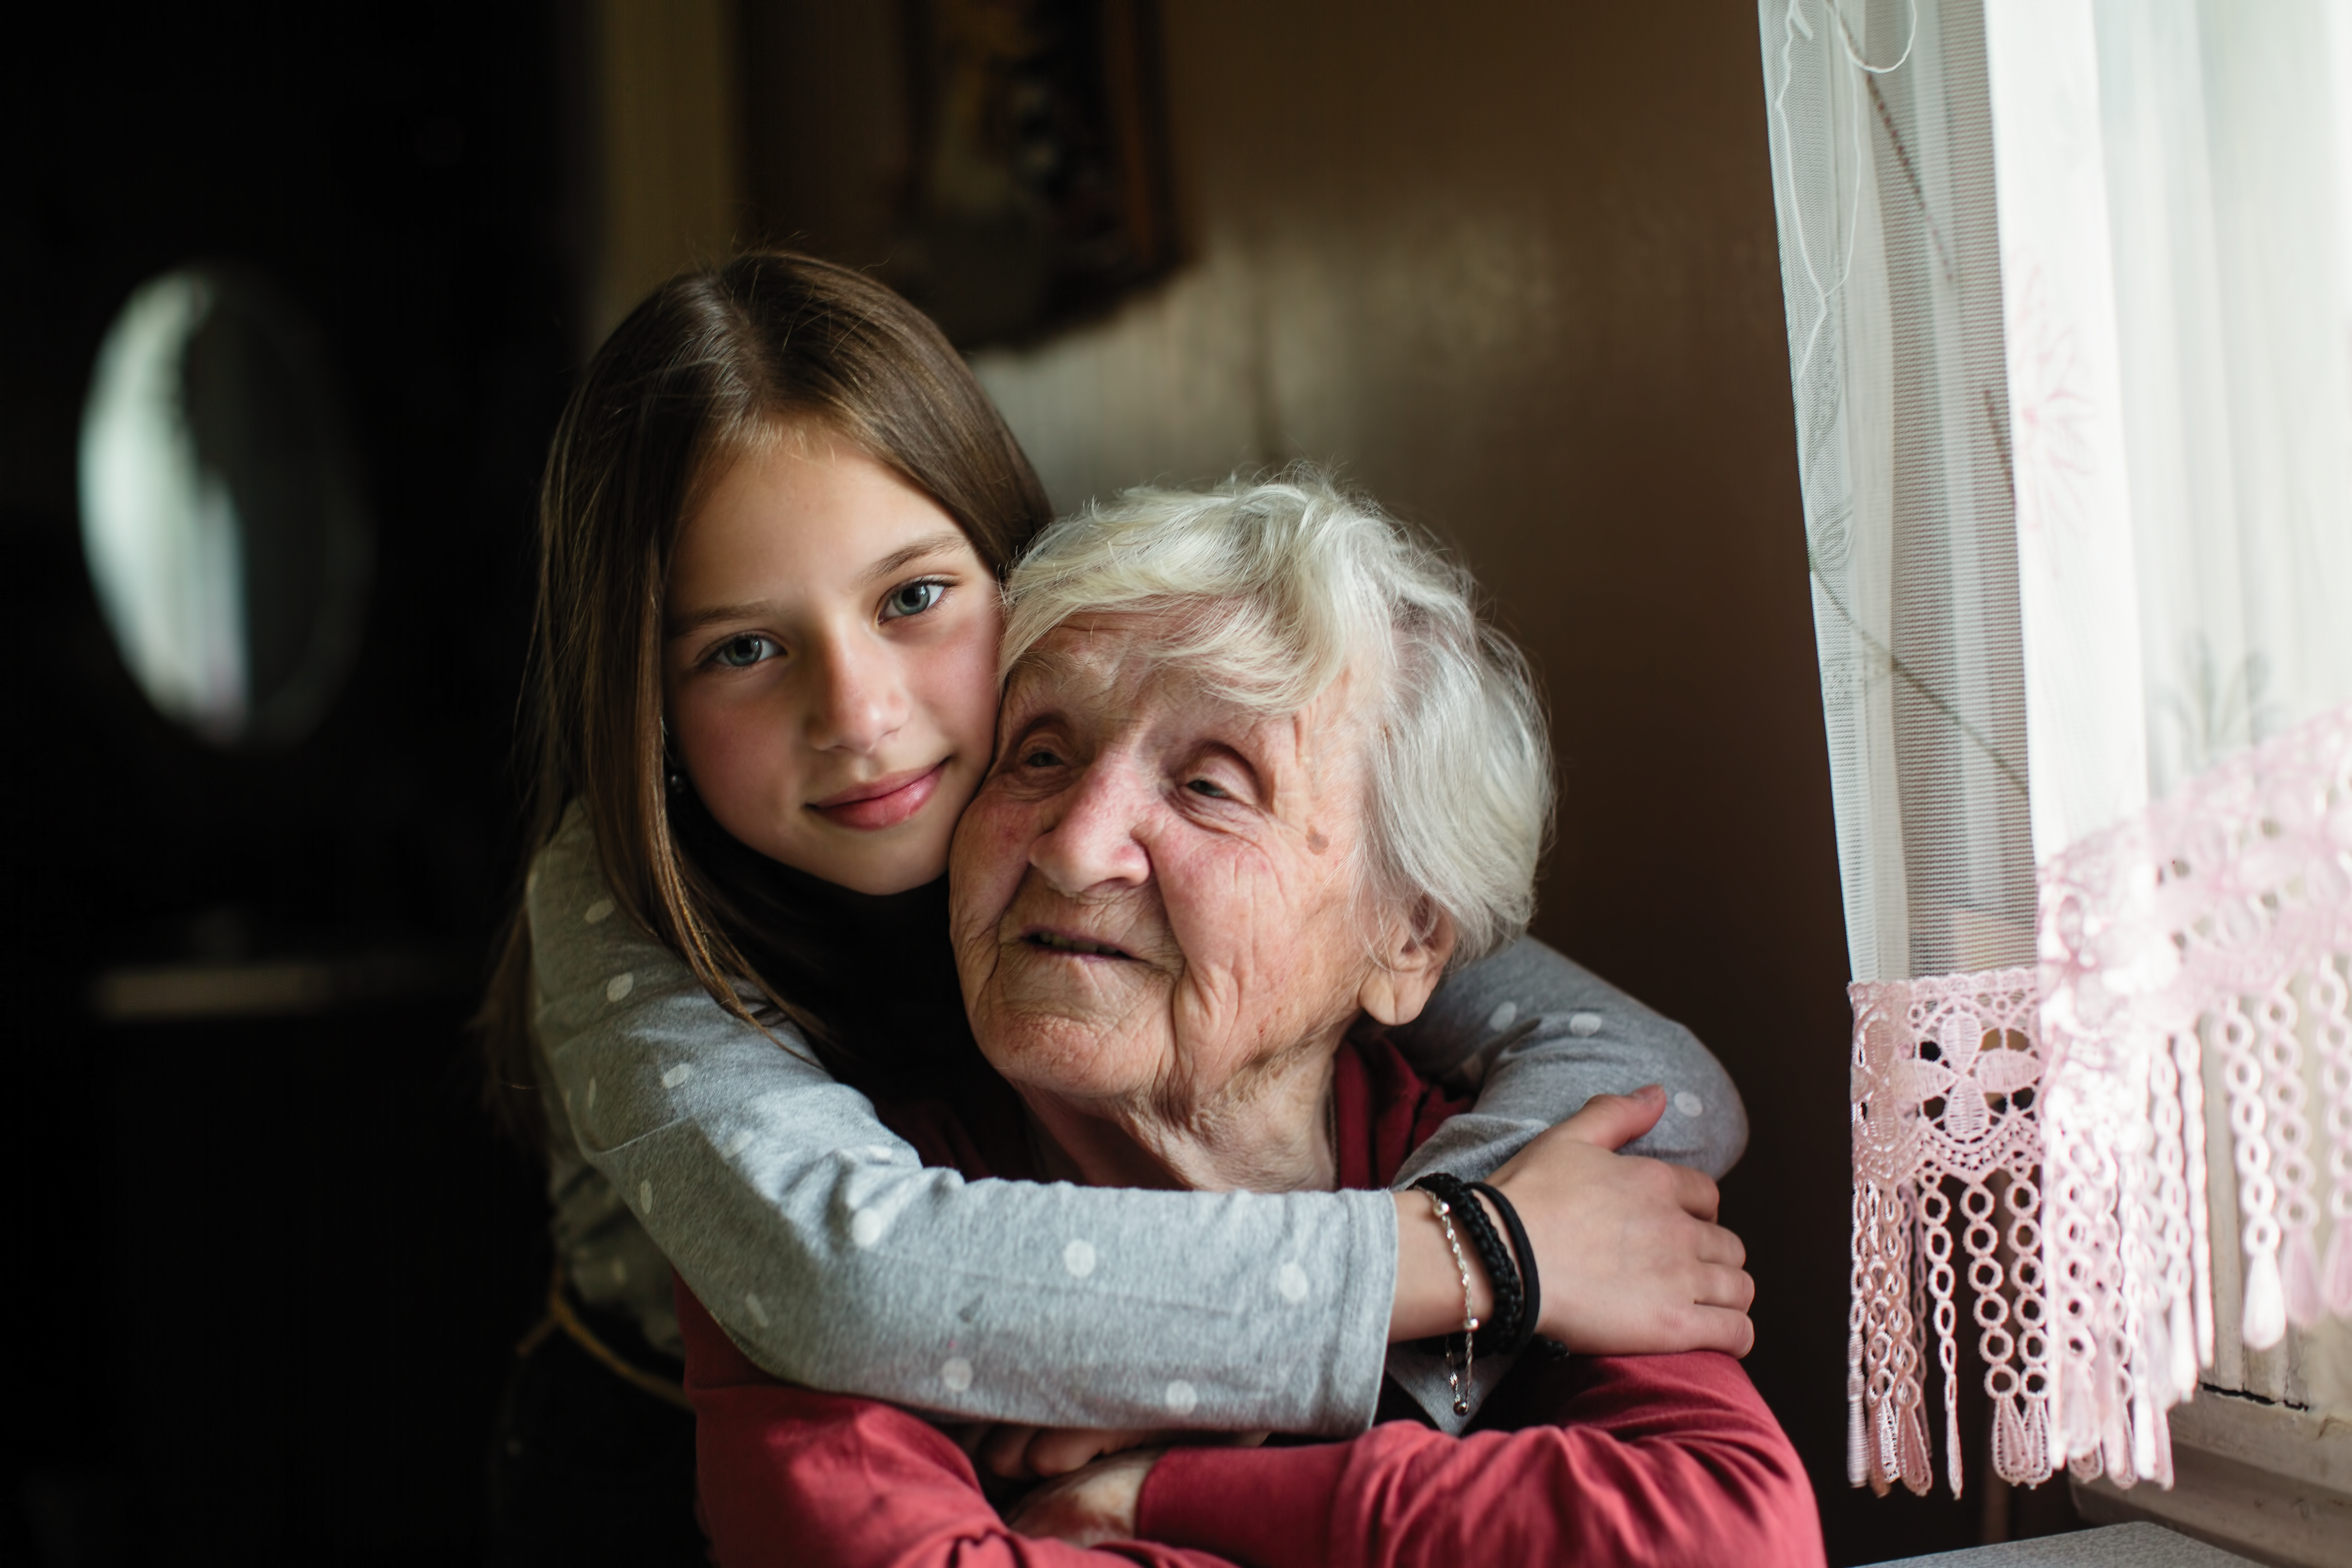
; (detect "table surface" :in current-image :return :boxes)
[1873,1522,2262,1568]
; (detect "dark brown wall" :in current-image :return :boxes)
[741,2,2005,1558]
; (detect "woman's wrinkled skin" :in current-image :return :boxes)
[949,612,1455,1196]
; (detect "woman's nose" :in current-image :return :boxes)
[1028,758,1150,894]
[802,633,908,754]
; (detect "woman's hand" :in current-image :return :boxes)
[1001,1446,1167,1546]
[952,1423,1268,1482]
[951,1424,1172,1481]
[1392,1086,1756,1356]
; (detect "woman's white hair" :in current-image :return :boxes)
[1001,470,1554,969]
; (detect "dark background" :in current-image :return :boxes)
[2,4,573,1562]
[1,2,2077,1563]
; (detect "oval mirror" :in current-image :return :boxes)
[78,267,371,749]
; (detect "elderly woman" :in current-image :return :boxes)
[676,477,1820,1567]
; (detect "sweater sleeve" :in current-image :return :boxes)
[1384,937,1750,1186]
[532,809,1394,1436]
[678,1285,1236,1568]
[1134,1352,1825,1568]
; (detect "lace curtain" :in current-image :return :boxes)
[1759,0,2352,1498]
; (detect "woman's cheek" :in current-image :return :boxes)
[949,787,1033,921]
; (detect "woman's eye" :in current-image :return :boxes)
[882,580,946,620]
[1186,778,1231,800]
[1020,746,1063,769]
[712,633,776,669]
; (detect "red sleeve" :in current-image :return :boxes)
[1135,1351,1824,1568]
[676,1280,1236,1568]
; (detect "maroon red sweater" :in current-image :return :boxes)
[676,1040,1824,1568]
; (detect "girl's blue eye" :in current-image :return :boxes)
[883,580,946,620]
[713,633,776,669]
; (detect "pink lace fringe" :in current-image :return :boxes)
[1849,697,2352,1497]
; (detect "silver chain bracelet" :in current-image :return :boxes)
[1422,1188,1481,1415]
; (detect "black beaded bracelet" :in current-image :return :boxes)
[1412,1173,1522,1355]
[1466,1179,1542,1359]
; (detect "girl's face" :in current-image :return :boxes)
[662,424,1003,895]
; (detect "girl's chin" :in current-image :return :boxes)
[792,834,953,896]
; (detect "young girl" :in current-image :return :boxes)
[479,252,1752,1562]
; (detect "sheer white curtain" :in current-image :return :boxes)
[1760,0,2352,1511]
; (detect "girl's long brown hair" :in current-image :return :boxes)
[478,252,1053,1150]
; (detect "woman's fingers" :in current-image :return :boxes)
[1024,1426,1165,1477]
[979,1424,1044,1478]
[1004,1448,1163,1547]
[972,1424,1269,1481]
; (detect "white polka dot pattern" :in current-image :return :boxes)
[1485,1001,1519,1032]
[1164,1380,1198,1415]
[661,1063,692,1089]
[724,1127,756,1158]
[605,972,634,1002]
[1674,1090,1705,1118]
[584,898,614,925]
[850,1210,885,1248]
[1568,1011,1603,1036]
[638,1179,655,1214]
[744,1292,771,1328]
[1277,1262,1310,1303]
[1063,1239,1098,1277]
[941,1357,973,1393]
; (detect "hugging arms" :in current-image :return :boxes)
[534,836,1751,1437]
[489,252,1806,1564]
[656,475,1814,1564]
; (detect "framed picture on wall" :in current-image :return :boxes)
[895,0,1177,348]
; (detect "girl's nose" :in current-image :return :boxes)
[804,633,909,754]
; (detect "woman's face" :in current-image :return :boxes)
[661,423,1003,895]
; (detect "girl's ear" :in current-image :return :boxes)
[1358,899,1457,1027]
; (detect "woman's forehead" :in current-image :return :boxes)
[1007,619,1372,774]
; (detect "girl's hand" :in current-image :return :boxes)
[1001,1446,1167,1546]
[1489,1086,1757,1356]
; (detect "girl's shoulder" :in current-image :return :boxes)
[527,802,816,1061]
[526,804,638,1002]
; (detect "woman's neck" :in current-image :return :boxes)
[1017,1049,1341,1194]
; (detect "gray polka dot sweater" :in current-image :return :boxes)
[531,808,1747,1436]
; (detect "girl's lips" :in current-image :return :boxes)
[808,761,948,831]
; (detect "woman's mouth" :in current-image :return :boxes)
[808,761,948,831]
[1020,927,1135,960]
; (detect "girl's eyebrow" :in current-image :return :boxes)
[863,529,968,583]
[667,600,776,640]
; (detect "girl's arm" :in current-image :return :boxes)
[1383,937,1748,1183]
[538,810,1394,1436]
[532,810,1747,1435]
